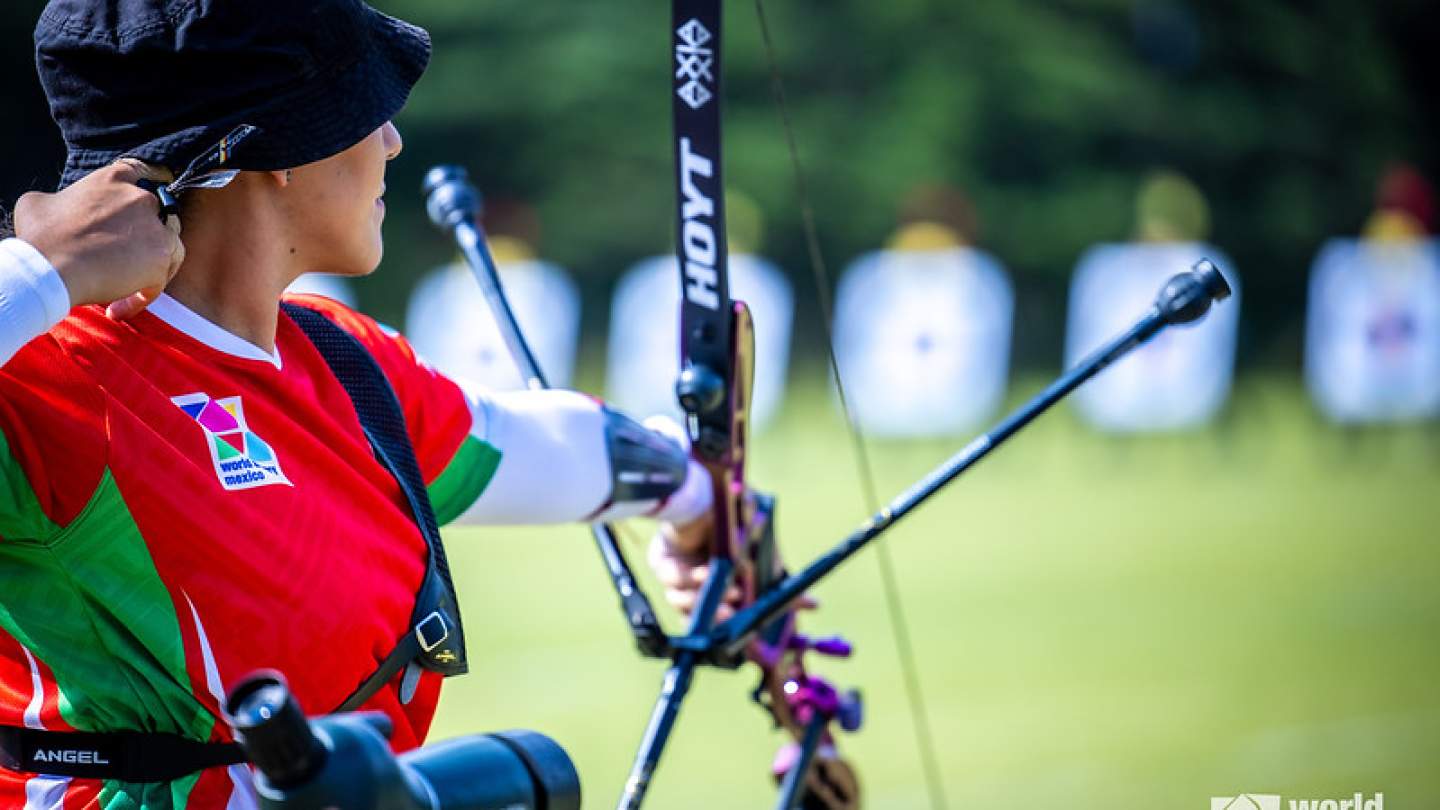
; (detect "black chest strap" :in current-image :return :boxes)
[281,302,469,710]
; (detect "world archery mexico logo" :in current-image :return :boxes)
[172,393,291,491]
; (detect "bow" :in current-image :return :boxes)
[422,2,1233,806]
[636,1,863,808]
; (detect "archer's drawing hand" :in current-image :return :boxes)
[14,160,184,320]
[650,497,817,623]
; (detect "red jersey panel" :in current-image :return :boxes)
[0,295,481,808]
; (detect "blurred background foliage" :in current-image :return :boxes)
[4,3,1440,807]
[4,0,1438,371]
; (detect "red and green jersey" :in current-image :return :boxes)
[0,294,500,808]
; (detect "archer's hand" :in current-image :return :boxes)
[14,160,185,320]
[651,498,816,623]
[650,516,745,622]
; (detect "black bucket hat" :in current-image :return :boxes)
[35,0,431,188]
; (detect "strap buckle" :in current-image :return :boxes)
[415,611,450,652]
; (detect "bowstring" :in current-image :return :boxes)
[751,2,949,808]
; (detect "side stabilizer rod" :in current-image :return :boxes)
[424,165,671,658]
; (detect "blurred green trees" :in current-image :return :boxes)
[3,0,1435,367]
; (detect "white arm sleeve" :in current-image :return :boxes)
[452,381,711,526]
[0,239,72,366]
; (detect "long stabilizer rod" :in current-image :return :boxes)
[711,260,1232,654]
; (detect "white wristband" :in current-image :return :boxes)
[0,238,73,365]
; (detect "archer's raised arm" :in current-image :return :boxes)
[1,162,186,367]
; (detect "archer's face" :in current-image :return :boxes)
[280,122,402,276]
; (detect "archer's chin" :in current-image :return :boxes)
[349,238,385,277]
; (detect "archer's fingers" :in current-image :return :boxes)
[665,586,698,615]
[106,286,161,321]
[163,213,185,278]
[648,536,708,589]
[112,157,174,185]
[106,159,145,186]
[108,212,182,319]
[664,584,743,616]
[662,581,743,606]
[650,553,707,590]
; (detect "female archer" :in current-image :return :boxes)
[0,0,718,805]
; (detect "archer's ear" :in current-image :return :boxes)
[269,169,292,187]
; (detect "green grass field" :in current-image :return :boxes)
[428,375,1440,809]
